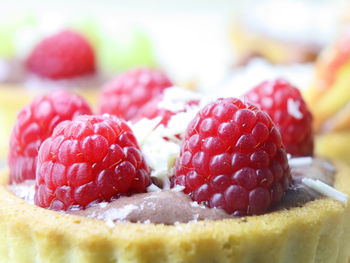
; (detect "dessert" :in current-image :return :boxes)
[1,156,350,262]
[26,30,96,81]
[1,83,349,262]
[1,29,103,91]
[304,28,350,163]
[230,0,338,65]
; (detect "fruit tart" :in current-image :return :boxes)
[304,27,350,164]
[0,82,349,263]
[230,0,337,65]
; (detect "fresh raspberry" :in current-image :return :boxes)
[99,68,173,121]
[244,79,313,156]
[26,30,96,79]
[8,90,92,184]
[34,114,151,210]
[174,97,291,216]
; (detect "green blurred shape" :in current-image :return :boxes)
[69,17,100,51]
[0,13,157,72]
[0,14,37,58]
[98,27,157,73]
[0,26,15,58]
[70,17,156,72]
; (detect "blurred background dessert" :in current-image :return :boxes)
[0,4,158,157]
[230,0,341,65]
[304,25,350,163]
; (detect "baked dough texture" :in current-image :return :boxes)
[0,162,350,263]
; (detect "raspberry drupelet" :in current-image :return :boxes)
[34,114,151,211]
[99,68,173,121]
[8,90,92,183]
[26,30,96,79]
[174,97,291,216]
[244,79,313,156]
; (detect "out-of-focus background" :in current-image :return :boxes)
[0,0,349,162]
[0,0,346,88]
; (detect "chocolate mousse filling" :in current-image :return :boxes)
[70,190,232,224]
[9,158,335,225]
[274,158,334,210]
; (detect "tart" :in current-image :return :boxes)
[304,27,350,163]
[230,0,338,65]
[1,160,350,263]
[2,78,350,263]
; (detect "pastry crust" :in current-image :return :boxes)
[0,162,350,263]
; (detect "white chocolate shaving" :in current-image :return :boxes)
[8,180,35,205]
[289,157,313,168]
[171,185,185,192]
[157,86,201,112]
[147,184,162,193]
[302,177,348,204]
[99,202,108,208]
[130,87,208,190]
[287,98,303,119]
[105,219,115,228]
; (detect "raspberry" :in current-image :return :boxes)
[174,97,291,215]
[26,30,96,79]
[99,68,173,121]
[34,114,151,210]
[244,79,313,156]
[8,90,92,183]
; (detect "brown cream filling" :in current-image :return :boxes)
[9,158,335,225]
[69,158,334,224]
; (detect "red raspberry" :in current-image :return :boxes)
[244,79,313,156]
[99,68,173,121]
[8,90,92,183]
[34,114,151,210]
[174,97,291,216]
[26,30,96,79]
